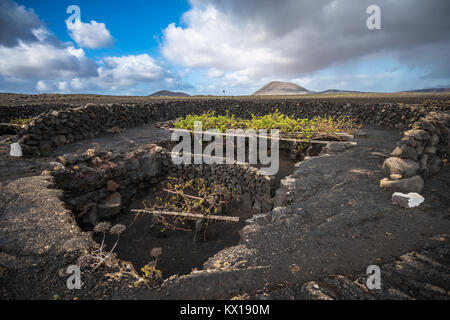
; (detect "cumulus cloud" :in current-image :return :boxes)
[100,54,163,83]
[0,0,42,47]
[0,0,99,88]
[207,68,224,78]
[66,20,114,49]
[162,0,450,83]
[0,42,98,80]
[0,1,175,95]
[36,80,52,92]
[35,54,187,95]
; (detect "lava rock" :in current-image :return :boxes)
[392,192,424,208]
[424,146,437,154]
[403,129,430,141]
[430,134,439,146]
[239,192,253,208]
[98,192,122,218]
[380,175,424,193]
[106,180,120,192]
[322,142,347,154]
[389,174,402,181]
[391,145,418,160]
[382,157,420,178]
[139,153,161,177]
[354,130,367,138]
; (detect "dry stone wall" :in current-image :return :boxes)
[380,111,450,193]
[9,98,450,193]
[167,155,274,212]
[0,104,71,123]
[16,104,159,155]
[50,143,273,226]
[13,99,450,156]
[51,144,165,225]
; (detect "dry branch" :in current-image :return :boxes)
[130,209,240,222]
[168,128,352,144]
[162,188,203,201]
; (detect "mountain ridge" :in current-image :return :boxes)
[252,81,311,95]
[403,87,450,93]
[252,81,450,95]
[149,90,190,97]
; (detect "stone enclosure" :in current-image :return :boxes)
[380,111,450,193]
[9,99,449,156]
[12,98,450,197]
[1,96,450,299]
[51,144,274,228]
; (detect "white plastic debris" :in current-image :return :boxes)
[9,143,22,157]
[392,192,424,208]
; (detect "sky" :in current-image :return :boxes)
[0,0,449,96]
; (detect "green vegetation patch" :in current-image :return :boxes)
[9,117,33,126]
[174,110,361,138]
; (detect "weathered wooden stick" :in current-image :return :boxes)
[168,128,351,145]
[285,132,354,139]
[285,131,353,136]
[162,188,203,201]
[130,209,240,222]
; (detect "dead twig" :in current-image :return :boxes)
[130,209,239,222]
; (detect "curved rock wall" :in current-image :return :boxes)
[14,100,450,156]
[380,111,450,193]
[51,143,273,226]
[0,104,71,123]
[167,156,273,213]
[16,104,158,155]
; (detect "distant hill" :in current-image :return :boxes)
[247,81,450,96]
[403,87,450,93]
[149,90,190,97]
[252,81,311,95]
[252,81,368,96]
[318,89,366,94]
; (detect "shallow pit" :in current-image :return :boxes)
[97,195,257,277]
[92,149,303,278]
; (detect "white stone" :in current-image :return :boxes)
[10,143,22,157]
[355,130,368,138]
[392,192,424,208]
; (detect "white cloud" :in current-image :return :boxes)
[292,76,313,88]
[69,78,90,91]
[56,81,70,92]
[207,68,224,78]
[36,80,51,92]
[162,5,287,84]
[99,54,163,83]
[0,41,97,80]
[66,20,114,49]
[0,1,185,95]
[162,0,450,86]
[0,1,98,84]
[0,0,43,47]
[34,54,180,94]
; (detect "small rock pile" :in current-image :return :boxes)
[380,112,450,193]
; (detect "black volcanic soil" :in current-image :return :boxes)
[94,151,300,278]
[1,92,450,107]
[1,94,449,300]
[97,196,257,277]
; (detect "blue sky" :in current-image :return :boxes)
[18,0,189,57]
[0,0,449,95]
